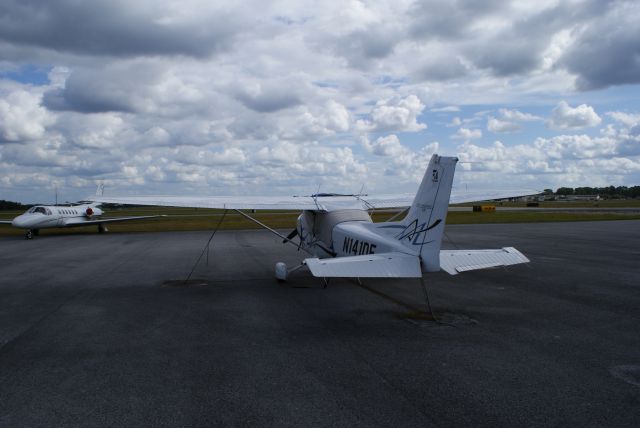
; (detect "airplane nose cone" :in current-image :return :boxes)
[12,215,28,228]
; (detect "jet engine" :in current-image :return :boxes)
[85,207,94,218]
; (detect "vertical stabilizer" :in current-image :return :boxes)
[397,155,458,272]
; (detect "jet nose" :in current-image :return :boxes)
[12,215,28,228]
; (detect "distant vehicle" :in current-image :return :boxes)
[90,154,534,281]
[0,202,162,239]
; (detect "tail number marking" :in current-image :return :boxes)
[342,237,376,255]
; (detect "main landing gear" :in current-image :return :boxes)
[98,224,108,233]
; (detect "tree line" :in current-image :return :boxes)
[548,186,640,198]
[0,200,29,210]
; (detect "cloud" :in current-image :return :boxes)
[547,101,602,130]
[0,84,55,142]
[0,0,639,203]
[234,80,303,113]
[362,134,406,157]
[0,0,246,58]
[430,106,460,113]
[606,111,640,128]
[487,117,520,133]
[414,55,468,81]
[356,95,426,132]
[499,108,542,122]
[487,108,542,133]
[452,127,482,140]
[559,2,640,90]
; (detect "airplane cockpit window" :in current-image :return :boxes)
[26,206,51,215]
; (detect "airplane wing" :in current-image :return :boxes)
[305,252,422,278]
[89,188,539,212]
[439,247,530,275]
[63,215,164,227]
[90,195,329,211]
[449,189,540,205]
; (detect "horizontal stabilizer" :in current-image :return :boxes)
[439,247,529,275]
[305,252,422,278]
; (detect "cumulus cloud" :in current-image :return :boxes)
[559,2,640,90]
[487,117,520,133]
[606,111,640,128]
[487,108,542,133]
[452,127,482,140]
[499,108,542,122]
[362,134,406,157]
[0,0,247,58]
[0,0,638,202]
[0,84,55,142]
[356,95,426,132]
[547,101,602,130]
[234,79,303,113]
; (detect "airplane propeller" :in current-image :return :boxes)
[282,228,298,244]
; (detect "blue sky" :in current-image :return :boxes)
[1,0,639,203]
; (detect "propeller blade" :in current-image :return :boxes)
[283,228,298,243]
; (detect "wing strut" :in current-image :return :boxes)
[233,209,313,255]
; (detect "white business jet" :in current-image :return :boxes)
[89,154,535,281]
[1,202,162,239]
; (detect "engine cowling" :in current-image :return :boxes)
[85,207,94,218]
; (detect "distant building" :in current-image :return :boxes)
[557,194,600,201]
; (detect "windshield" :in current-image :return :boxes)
[26,206,49,215]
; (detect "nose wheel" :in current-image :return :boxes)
[274,262,306,282]
[25,229,38,239]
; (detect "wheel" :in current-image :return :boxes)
[25,230,33,239]
[98,224,108,233]
[275,262,287,282]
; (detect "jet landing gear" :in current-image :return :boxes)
[98,224,109,233]
[25,229,39,239]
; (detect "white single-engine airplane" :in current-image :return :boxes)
[0,202,162,239]
[89,155,534,281]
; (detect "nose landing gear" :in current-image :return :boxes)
[275,262,287,282]
[274,262,306,283]
[25,229,39,239]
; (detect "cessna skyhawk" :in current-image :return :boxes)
[1,202,162,239]
[89,155,534,281]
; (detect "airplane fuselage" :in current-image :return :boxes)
[296,209,416,259]
[11,204,104,231]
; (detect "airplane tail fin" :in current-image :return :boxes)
[396,154,458,272]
